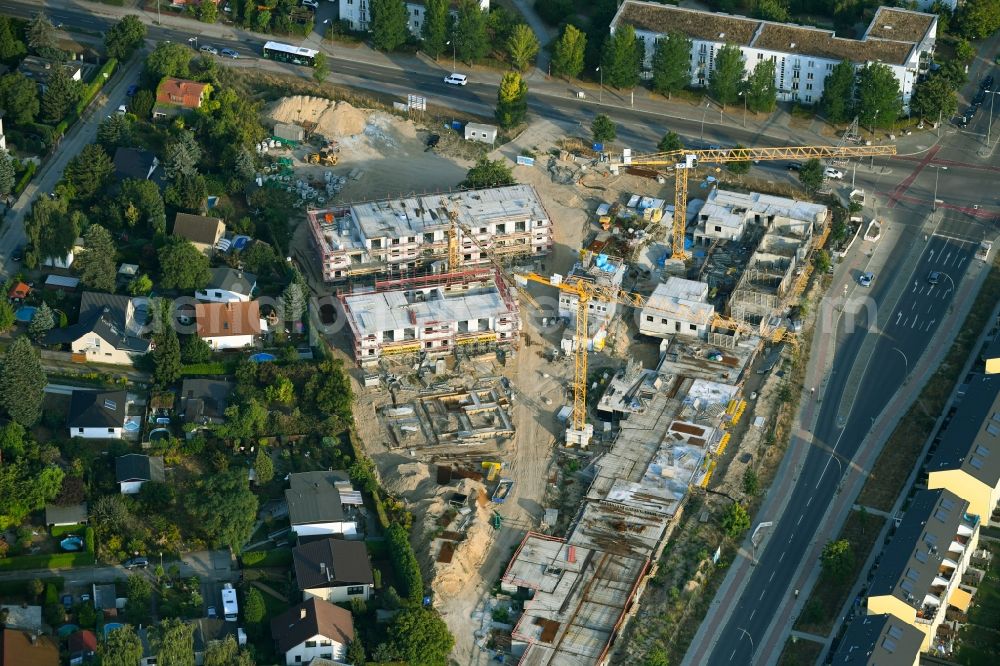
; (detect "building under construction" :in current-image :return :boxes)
[307,185,553,283]
[340,269,520,365]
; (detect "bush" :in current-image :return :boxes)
[241,548,293,568]
[179,362,231,376]
[76,59,118,117]
[386,523,423,604]
[0,551,95,571]
[13,161,36,195]
[50,524,86,538]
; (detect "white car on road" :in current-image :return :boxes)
[823,167,844,180]
[444,73,468,86]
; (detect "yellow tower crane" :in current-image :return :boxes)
[623,144,897,260]
[518,273,646,447]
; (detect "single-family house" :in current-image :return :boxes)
[92,584,117,613]
[0,628,59,666]
[293,538,375,603]
[286,471,359,539]
[43,292,151,365]
[67,630,98,665]
[44,502,88,527]
[68,390,128,439]
[112,147,165,187]
[179,378,233,426]
[17,56,82,91]
[0,605,41,632]
[269,598,354,666]
[829,613,922,666]
[865,488,980,653]
[115,454,165,495]
[153,77,211,119]
[194,301,264,350]
[172,212,226,257]
[189,618,238,665]
[195,267,257,303]
[926,356,1000,521]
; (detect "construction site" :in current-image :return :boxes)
[286,105,896,664]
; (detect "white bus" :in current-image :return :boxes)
[262,41,319,67]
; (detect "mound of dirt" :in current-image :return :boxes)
[382,461,433,497]
[265,96,368,138]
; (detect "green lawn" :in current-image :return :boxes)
[957,542,1000,664]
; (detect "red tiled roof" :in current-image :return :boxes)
[8,282,31,299]
[156,77,208,109]
[195,301,262,338]
[1,629,59,666]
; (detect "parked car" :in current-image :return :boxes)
[61,594,74,610]
[220,48,239,59]
[823,167,844,180]
[982,75,994,91]
[199,45,218,56]
[207,606,218,618]
[786,162,802,171]
[301,0,319,7]
[443,73,468,86]
[126,84,139,96]
[123,556,149,570]
[11,245,23,262]
[79,593,91,604]
[927,270,941,285]
[973,91,985,106]
[954,115,969,128]
[859,272,874,287]
[116,105,128,115]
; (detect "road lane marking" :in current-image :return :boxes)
[730,649,737,661]
[911,317,918,329]
[779,551,785,562]
[769,571,776,582]
[760,590,766,600]
[807,497,812,507]
[750,609,756,621]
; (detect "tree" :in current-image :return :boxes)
[813,249,831,274]
[496,71,528,129]
[159,238,211,290]
[104,15,147,60]
[0,337,46,426]
[181,335,213,364]
[152,618,195,666]
[742,468,759,496]
[645,647,671,666]
[129,274,154,296]
[370,0,408,52]
[185,469,258,550]
[821,538,854,580]
[165,130,202,181]
[958,0,1000,39]
[820,61,855,122]
[386,523,423,603]
[0,301,13,333]
[461,156,515,188]
[657,131,683,153]
[955,38,976,64]
[388,607,455,665]
[117,178,166,233]
[0,151,12,199]
[651,32,691,98]
[726,145,751,174]
[0,17,27,62]
[799,158,824,194]
[455,0,488,63]
[709,44,743,106]
[753,0,790,21]
[198,0,219,23]
[27,578,45,601]
[101,626,144,666]
[64,144,113,201]
[422,0,449,58]
[911,74,958,122]
[720,502,750,539]
[0,73,40,125]
[854,62,902,130]
[551,24,586,79]
[145,42,192,83]
[745,59,777,113]
[152,315,182,387]
[253,448,274,485]
[204,635,255,666]
[24,197,81,269]
[76,225,117,292]
[130,88,155,119]
[347,638,366,666]
[313,51,328,82]
[97,112,133,149]
[244,587,266,625]
[126,573,152,624]
[27,13,58,59]
[29,302,55,340]
[591,114,616,144]
[41,65,80,124]
[507,24,540,71]
[601,24,640,89]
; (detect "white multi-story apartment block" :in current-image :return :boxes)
[611,1,937,112]
[640,277,716,340]
[340,269,520,365]
[556,252,626,346]
[308,185,552,283]
[339,0,489,36]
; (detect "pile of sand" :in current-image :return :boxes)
[265,96,368,138]
[432,501,495,598]
[382,462,433,497]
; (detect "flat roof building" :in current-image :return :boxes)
[340,269,519,365]
[308,185,552,282]
[866,488,980,653]
[640,277,716,340]
[611,2,936,112]
[829,613,922,665]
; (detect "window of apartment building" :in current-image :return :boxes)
[382,331,394,342]
[320,655,333,660]
[424,327,434,334]
[661,318,668,325]
[463,253,472,261]
[515,221,526,232]
[423,232,434,243]
[792,82,799,90]
[646,315,654,322]
[305,641,317,648]
[689,324,698,331]
[826,63,833,71]
[391,238,400,245]
[714,225,722,232]
[806,72,813,80]
[536,220,545,227]
[108,427,115,433]
[805,95,812,102]
[496,223,506,233]
[478,318,490,331]
[367,349,375,356]
[347,586,365,596]
[808,60,814,68]
[479,227,487,233]
[757,53,763,60]
[806,83,813,90]
[425,342,433,349]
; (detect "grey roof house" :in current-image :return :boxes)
[179,378,233,426]
[195,267,257,303]
[44,292,151,365]
[44,502,88,527]
[293,538,375,603]
[285,471,359,539]
[112,147,165,187]
[68,390,128,439]
[115,454,165,495]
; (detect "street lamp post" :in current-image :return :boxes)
[930,164,947,211]
[986,89,1000,147]
[596,67,603,103]
[445,40,456,71]
[701,102,710,140]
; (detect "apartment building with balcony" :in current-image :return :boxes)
[866,488,980,653]
[340,269,520,365]
[307,185,552,283]
[926,366,1000,524]
[829,613,922,665]
[611,1,936,112]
